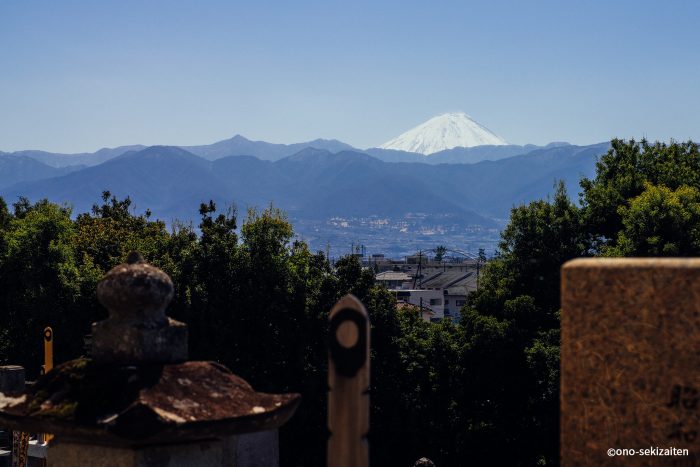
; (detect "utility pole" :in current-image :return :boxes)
[477,248,486,291]
[413,250,423,289]
[476,261,480,290]
[417,250,423,289]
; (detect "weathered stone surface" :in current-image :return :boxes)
[91,318,187,364]
[234,430,279,467]
[0,366,25,394]
[0,359,300,447]
[413,458,435,467]
[561,258,700,466]
[48,439,230,467]
[97,252,173,323]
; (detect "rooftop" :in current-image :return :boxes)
[421,270,476,293]
[375,271,412,282]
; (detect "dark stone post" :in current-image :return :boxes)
[0,367,24,395]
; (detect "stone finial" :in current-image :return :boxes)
[414,458,435,467]
[97,251,174,324]
[92,253,187,364]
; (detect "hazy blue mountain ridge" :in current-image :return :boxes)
[1,134,565,168]
[0,156,85,189]
[0,143,609,226]
[0,136,357,168]
[183,135,358,161]
[0,146,147,168]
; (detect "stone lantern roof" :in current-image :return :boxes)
[0,252,300,447]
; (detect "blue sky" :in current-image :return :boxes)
[1,0,699,153]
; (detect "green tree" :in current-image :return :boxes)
[581,139,700,247]
[606,183,700,256]
[0,199,80,372]
[470,181,589,320]
[458,182,588,465]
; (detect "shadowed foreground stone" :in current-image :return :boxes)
[0,253,300,466]
[561,258,700,466]
[0,366,24,394]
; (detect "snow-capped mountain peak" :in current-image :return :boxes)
[379,112,508,155]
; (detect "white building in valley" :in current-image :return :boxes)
[385,269,477,323]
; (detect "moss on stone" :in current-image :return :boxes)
[23,358,164,423]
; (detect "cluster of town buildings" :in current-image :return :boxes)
[366,253,482,323]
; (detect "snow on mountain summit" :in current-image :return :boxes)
[379,112,508,155]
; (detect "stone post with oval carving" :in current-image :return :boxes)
[327,295,370,467]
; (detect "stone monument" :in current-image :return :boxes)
[0,252,300,467]
[562,258,700,466]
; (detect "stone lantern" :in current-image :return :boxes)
[0,253,300,467]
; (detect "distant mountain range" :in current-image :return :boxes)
[0,134,553,166]
[0,142,610,227]
[183,135,357,162]
[1,146,147,168]
[0,112,612,250]
[0,112,561,167]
